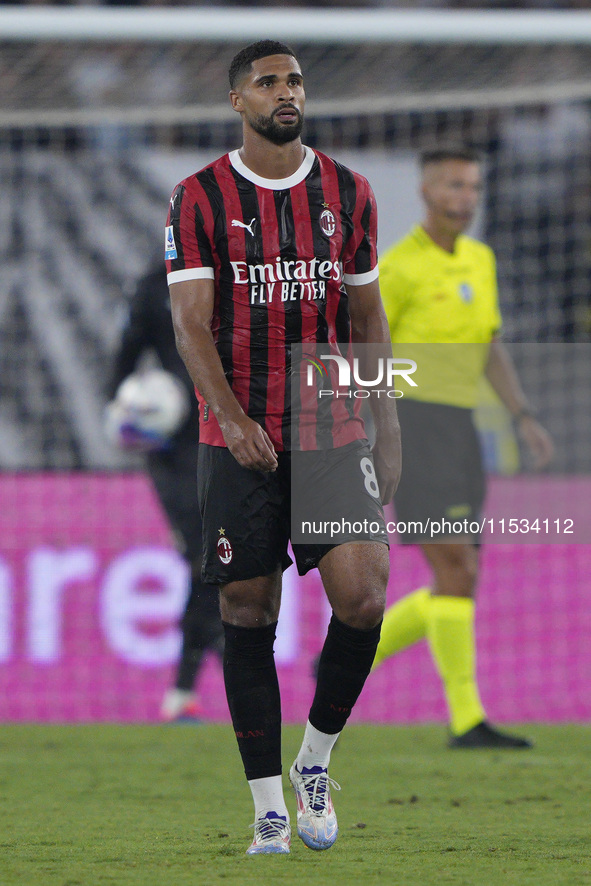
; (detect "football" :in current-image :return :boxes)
[105,369,190,451]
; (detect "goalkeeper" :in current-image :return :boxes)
[107,261,224,721]
[374,145,554,748]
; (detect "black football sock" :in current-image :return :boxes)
[222,621,282,781]
[175,579,223,690]
[175,645,206,691]
[309,613,382,735]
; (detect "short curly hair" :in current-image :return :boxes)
[229,40,297,89]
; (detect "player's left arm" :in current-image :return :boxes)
[347,278,402,503]
[485,337,554,469]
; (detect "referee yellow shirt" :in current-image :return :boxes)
[379,225,502,408]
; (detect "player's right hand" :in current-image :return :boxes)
[220,415,278,472]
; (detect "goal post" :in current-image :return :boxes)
[2,6,591,43]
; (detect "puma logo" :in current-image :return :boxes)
[231,218,256,236]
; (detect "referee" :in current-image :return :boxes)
[373,145,554,748]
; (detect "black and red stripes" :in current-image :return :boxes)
[165,148,376,452]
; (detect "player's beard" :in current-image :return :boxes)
[249,105,304,145]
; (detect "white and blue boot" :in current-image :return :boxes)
[246,811,291,855]
[289,762,340,850]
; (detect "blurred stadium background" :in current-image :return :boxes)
[0,5,589,723]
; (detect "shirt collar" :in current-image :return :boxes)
[229,145,315,190]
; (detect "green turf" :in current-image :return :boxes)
[0,724,589,886]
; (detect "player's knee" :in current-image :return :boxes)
[338,596,384,630]
[219,573,282,627]
[330,547,389,628]
[219,594,280,627]
[357,594,386,630]
[336,581,386,630]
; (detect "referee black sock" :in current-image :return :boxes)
[309,614,382,735]
[222,621,282,781]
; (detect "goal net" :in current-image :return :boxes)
[0,9,589,723]
[1,10,590,470]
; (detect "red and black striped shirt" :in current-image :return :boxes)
[165,147,378,451]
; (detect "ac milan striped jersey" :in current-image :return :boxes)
[165,146,378,451]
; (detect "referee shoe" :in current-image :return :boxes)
[448,721,533,749]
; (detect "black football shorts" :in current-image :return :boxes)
[198,439,388,584]
[393,399,486,544]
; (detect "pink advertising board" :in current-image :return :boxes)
[0,473,589,723]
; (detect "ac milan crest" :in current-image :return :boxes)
[217,530,233,564]
[319,208,336,238]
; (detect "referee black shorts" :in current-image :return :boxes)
[394,399,486,544]
[197,439,388,585]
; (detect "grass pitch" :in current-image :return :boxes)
[0,724,589,886]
